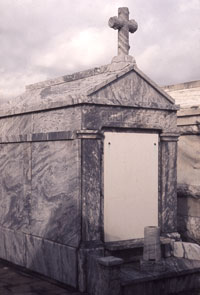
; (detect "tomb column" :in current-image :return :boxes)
[160,133,179,234]
[77,130,104,243]
[77,130,104,292]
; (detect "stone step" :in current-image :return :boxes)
[104,237,172,263]
[87,254,200,295]
[120,257,200,295]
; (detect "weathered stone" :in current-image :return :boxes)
[164,81,200,247]
[173,241,200,260]
[143,226,161,262]
[97,256,124,266]
[163,80,200,109]
[140,259,166,272]
[109,7,138,58]
[173,241,184,258]
[88,255,123,295]
[178,215,200,244]
[183,243,200,260]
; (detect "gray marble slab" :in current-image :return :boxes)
[0,226,7,260]
[32,107,81,134]
[0,107,81,139]
[30,140,81,247]
[0,143,31,232]
[0,226,26,266]
[178,215,200,244]
[82,139,102,242]
[26,235,77,287]
[0,114,32,137]
[161,141,178,233]
[82,105,177,133]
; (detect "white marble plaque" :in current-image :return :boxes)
[104,132,158,242]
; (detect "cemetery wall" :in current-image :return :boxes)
[164,80,200,243]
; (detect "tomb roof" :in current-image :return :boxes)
[0,61,177,117]
[0,7,178,117]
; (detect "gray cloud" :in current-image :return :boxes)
[0,0,200,101]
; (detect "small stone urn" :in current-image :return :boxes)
[143,226,161,262]
[140,226,165,272]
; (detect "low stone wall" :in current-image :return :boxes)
[177,197,200,243]
[177,131,200,243]
[163,80,200,244]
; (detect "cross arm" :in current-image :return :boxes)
[108,16,123,30]
[128,19,138,33]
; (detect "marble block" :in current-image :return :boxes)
[0,114,32,137]
[143,226,161,262]
[0,143,31,232]
[30,140,81,247]
[172,242,184,258]
[173,241,200,260]
[26,235,77,287]
[82,106,177,132]
[0,226,6,259]
[32,107,81,134]
[0,226,26,266]
[178,215,200,244]
[184,243,200,260]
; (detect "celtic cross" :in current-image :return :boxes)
[109,7,138,59]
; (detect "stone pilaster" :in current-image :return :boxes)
[160,133,179,233]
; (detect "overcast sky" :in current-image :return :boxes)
[0,0,200,101]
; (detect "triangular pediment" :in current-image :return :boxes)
[88,66,177,110]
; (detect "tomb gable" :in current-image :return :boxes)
[88,65,177,110]
[0,63,177,118]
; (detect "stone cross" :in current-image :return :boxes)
[109,7,138,57]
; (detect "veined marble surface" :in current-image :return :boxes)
[0,226,77,288]
[0,140,81,247]
[161,141,178,233]
[31,140,81,246]
[0,227,26,267]
[0,140,80,288]
[0,107,81,139]
[26,234,77,287]
[0,143,31,232]
[82,105,177,132]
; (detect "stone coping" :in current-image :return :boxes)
[105,237,171,251]
[163,80,200,92]
[178,107,200,117]
[121,257,200,286]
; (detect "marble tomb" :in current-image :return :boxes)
[0,6,191,294]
